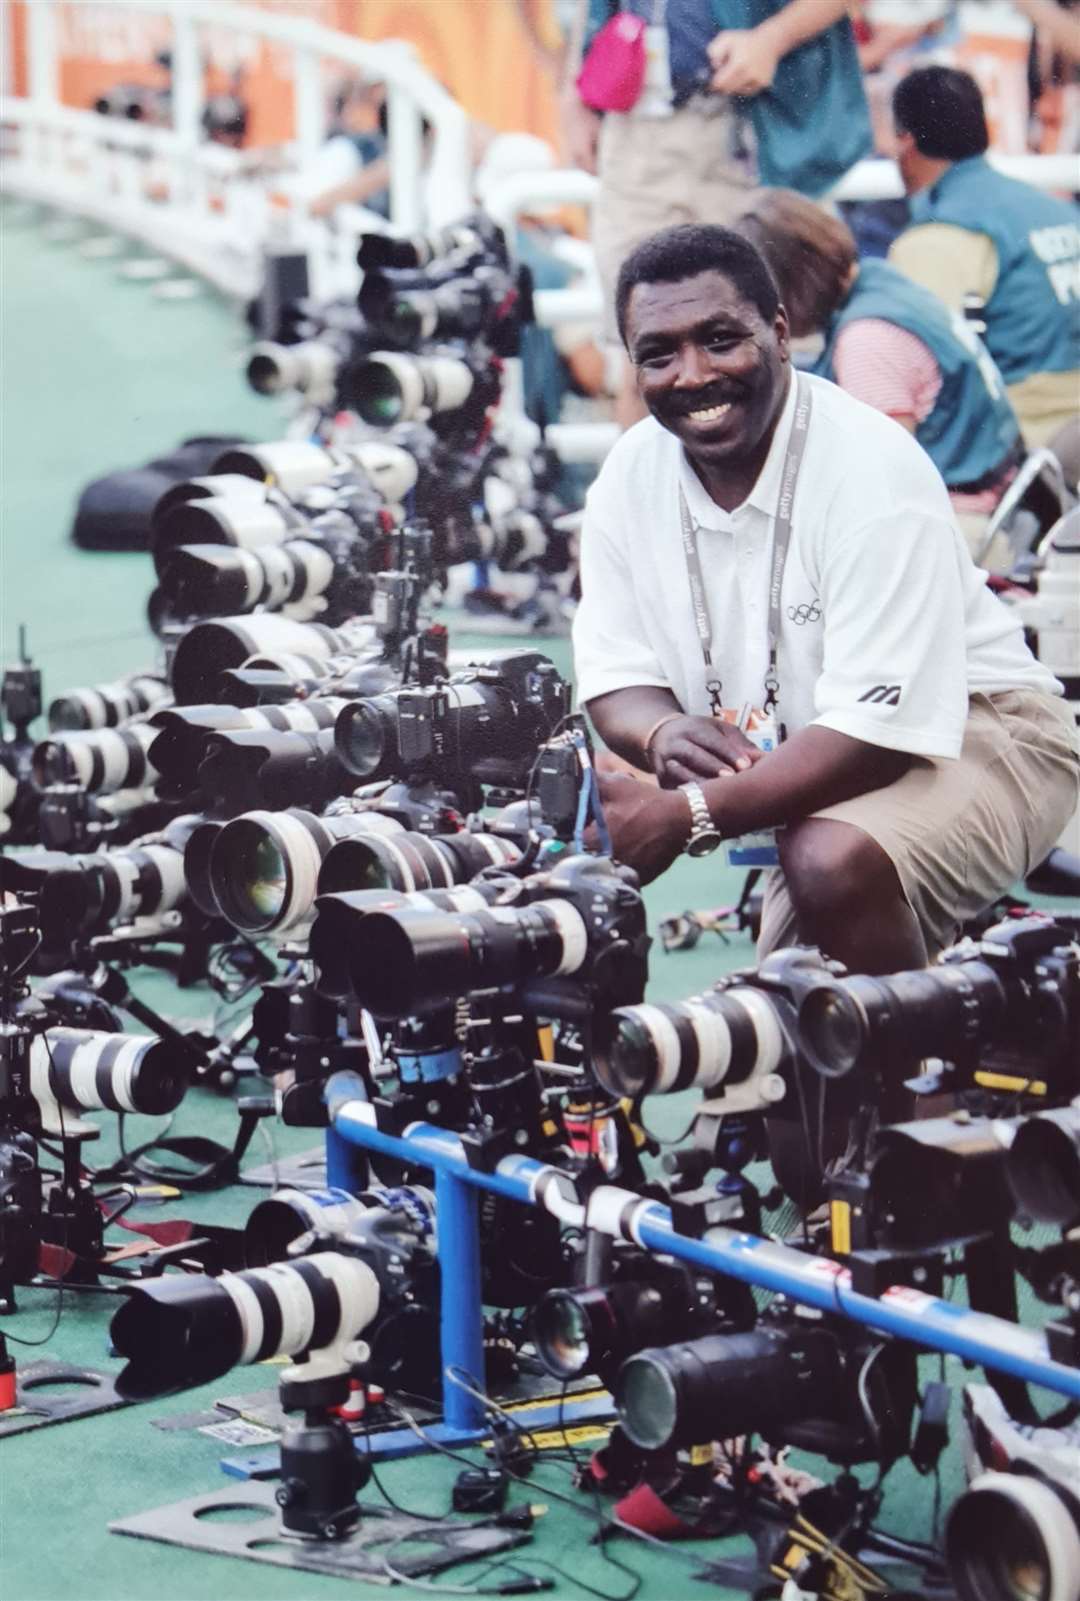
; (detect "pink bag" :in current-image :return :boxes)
[576,12,647,114]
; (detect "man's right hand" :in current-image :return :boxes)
[562,94,602,174]
[649,713,766,787]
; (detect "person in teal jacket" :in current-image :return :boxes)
[737,188,1023,547]
[561,0,872,426]
[888,65,1079,451]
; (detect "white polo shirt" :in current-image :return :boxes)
[572,371,1061,760]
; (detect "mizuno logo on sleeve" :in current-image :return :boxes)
[858,684,902,705]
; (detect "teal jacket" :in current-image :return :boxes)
[908,156,1080,385]
[813,257,1020,488]
[585,0,872,196]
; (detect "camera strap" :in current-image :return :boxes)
[571,728,611,855]
[678,373,813,720]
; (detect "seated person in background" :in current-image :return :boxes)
[308,80,391,219]
[842,0,954,258]
[472,133,608,429]
[735,188,1023,551]
[888,65,1080,450]
[572,224,1079,991]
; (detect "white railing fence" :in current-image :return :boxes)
[0,0,473,302]
[2,0,1075,469]
[4,0,1076,317]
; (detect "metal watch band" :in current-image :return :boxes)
[680,781,714,837]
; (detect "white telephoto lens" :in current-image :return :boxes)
[348,441,420,503]
[949,1471,1080,1601]
[428,354,475,413]
[204,498,293,553]
[233,440,338,500]
[534,898,589,976]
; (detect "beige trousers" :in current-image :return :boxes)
[758,689,1080,961]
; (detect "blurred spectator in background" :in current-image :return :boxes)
[474,131,608,431]
[737,188,1023,550]
[307,79,391,219]
[856,0,953,75]
[561,0,872,427]
[843,0,954,257]
[1023,0,1080,170]
[1016,0,1080,67]
[888,65,1079,450]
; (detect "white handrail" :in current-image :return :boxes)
[0,0,474,302]
[1,0,1074,469]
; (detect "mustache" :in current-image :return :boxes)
[663,383,748,418]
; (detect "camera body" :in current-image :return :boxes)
[334,649,570,801]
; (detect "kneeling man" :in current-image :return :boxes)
[573,225,1079,978]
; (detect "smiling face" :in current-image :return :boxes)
[624,269,791,508]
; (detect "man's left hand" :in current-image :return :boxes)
[596,771,692,885]
[707,27,781,95]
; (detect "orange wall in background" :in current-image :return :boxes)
[344,0,563,147]
[6,0,564,149]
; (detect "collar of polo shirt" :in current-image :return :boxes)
[676,369,799,532]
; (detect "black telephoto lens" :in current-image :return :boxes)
[334,695,398,780]
[310,886,480,1001]
[533,1280,679,1383]
[196,726,350,817]
[616,1326,845,1453]
[157,545,270,618]
[327,895,586,1016]
[151,700,348,801]
[170,617,344,704]
[866,1117,1015,1248]
[151,707,265,797]
[796,962,1007,1080]
[2,836,188,945]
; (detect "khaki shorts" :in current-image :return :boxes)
[758,689,1080,961]
[593,97,758,345]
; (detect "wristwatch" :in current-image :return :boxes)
[679,781,722,858]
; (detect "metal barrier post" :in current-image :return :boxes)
[433,1167,486,1437]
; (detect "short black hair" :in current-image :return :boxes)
[893,66,989,161]
[614,224,780,346]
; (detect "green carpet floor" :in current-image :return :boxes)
[0,200,1072,1601]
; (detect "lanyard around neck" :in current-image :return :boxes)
[677,374,813,717]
